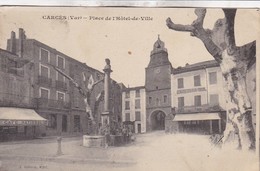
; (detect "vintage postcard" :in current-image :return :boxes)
[0,6,259,171]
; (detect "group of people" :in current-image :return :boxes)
[113,123,135,143]
[165,125,176,134]
[98,123,136,147]
[122,125,135,143]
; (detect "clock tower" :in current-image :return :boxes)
[145,36,173,131]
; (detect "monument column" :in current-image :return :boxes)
[102,58,112,126]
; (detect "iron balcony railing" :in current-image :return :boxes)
[35,98,70,110]
[176,104,224,114]
[0,91,70,110]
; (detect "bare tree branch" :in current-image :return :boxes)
[90,78,104,91]
[198,34,223,62]
[192,8,206,28]
[223,9,237,53]
[166,18,194,32]
[166,8,223,62]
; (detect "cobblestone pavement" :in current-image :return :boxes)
[0,131,258,171]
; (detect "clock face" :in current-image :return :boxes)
[154,68,160,74]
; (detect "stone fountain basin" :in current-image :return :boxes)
[83,135,105,148]
[83,135,130,147]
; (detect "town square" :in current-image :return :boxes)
[0,6,258,171]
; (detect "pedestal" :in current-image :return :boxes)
[101,111,111,126]
[83,135,105,148]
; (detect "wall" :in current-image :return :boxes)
[0,49,33,108]
[172,69,207,108]
[4,29,124,137]
[146,89,171,109]
[205,67,226,110]
[122,88,146,133]
[31,42,70,102]
[0,49,39,140]
[171,66,225,111]
[145,51,172,131]
[145,64,172,91]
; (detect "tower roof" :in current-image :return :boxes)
[151,35,167,56]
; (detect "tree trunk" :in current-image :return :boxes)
[220,50,255,150]
[166,8,256,150]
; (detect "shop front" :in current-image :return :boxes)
[0,107,48,141]
[173,113,223,135]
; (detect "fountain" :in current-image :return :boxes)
[83,59,112,148]
[53,58,129,148]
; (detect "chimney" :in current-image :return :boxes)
[10,31,16,54]
[18,28,26,58]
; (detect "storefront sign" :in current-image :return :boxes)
[177,87,206,94]
[0,120,47,126]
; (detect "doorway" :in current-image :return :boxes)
[62,115,67,132]
[137,124,141,133]
[151,110,166,131]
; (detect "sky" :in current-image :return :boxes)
[0,7,258,87]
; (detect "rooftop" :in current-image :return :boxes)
[172,60,219,74]
[122,86,145,92]
[0,48,19,58]
[150,35,168,56]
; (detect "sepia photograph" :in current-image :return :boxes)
[0,6,258,171]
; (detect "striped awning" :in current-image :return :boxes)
[173,113,221,121]
[0,107,47,126]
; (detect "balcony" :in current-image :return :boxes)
[38,76,52,87]
[176,104,224,114]
[35,98,70,110]
[55,80,67,91]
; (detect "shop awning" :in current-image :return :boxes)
[173,113,221,121]
[0,107,47,126]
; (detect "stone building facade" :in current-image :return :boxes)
[0,48,47,141]
[2,28,123,137]
[171,60,226,134]
[0,49,33,109]
[123,37,256,135]
[122,86,146,133]
[145,37,172,132]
